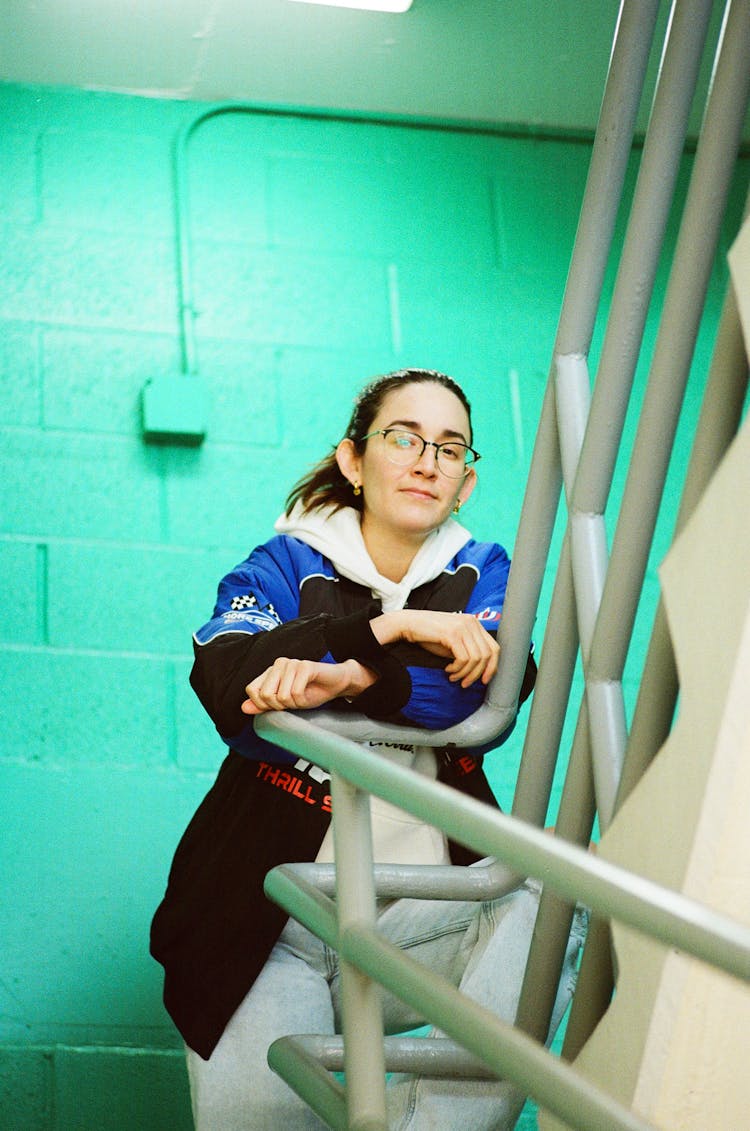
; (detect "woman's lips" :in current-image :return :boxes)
[400,488,438,500]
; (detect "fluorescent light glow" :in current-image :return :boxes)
[288,0,413,11]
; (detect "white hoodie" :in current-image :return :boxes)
[275,502,472,612]
[274,503,472,866]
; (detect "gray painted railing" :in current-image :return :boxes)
[258,710,750,1131]
[253,1,750,1127]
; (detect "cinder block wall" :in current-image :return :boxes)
[0,82,745,1130]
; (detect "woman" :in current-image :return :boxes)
[151,369,582,1130]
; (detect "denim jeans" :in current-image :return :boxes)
[186,874,587,1131]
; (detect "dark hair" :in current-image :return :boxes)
[284,368,473,516]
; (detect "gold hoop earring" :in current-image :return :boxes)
[352,481,362,497]
[453,499,462,514]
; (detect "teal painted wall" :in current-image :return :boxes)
[0,82,747,1129]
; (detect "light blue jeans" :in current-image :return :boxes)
[186,875,587,1131]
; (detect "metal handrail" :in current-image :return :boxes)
[507,0,750,1060]
[257,713,750,986]
[258,710,750,1131]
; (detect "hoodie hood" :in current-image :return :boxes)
[274,503,472,612]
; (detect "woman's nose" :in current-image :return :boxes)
[413,443,439,474]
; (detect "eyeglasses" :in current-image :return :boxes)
[361,429,481,478]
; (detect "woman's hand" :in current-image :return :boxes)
[370,610,499,688]
[241,657,377,715]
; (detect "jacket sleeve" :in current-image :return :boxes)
[190,543,412,752]
[391,542,512,730]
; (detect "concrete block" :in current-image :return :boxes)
[186,137,267,244]
[46,542,223,655]
[395,261,506,358]
[0,1047,53,1131]
[269,152,496,268]
[0,129,39,224]
[41,328,178,435]
[0,321,40,426]
[0,541,42,645]
[0,433,163,541]
[0,226,176,332]
[191,339,281,446]
[490,139,589,278]
[274,346,396,447]
[0,650,172,766]
[190,243,391,349]
[53,1046,192,1131]
[40,130,172,235]
[0,763,210,1043]
[164,442,292,547]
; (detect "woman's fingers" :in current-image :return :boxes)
[276,658,310,707]
[242,657,313,713]
[403,609,499,687]
[241,658,354,714]
[442,615,500,686]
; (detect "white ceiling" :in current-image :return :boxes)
[0,0,729,139]
[1,0,747,148]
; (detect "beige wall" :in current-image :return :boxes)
[541,219,750,1130]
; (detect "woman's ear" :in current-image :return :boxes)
[335,438,360,487]
[456,466,478,508]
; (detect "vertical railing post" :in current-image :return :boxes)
[330,773,388,1130]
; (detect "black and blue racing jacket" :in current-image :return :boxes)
[151,530,536,1062]
[189,532,511,762]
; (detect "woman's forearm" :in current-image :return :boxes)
[368,610,406,646]
[340,658,380,698]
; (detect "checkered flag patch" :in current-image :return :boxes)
[230,594,257,610]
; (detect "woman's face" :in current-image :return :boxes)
[337,381,477,547]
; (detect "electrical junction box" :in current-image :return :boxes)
[141,374,209,445]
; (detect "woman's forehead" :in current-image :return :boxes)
[374,382,470,434]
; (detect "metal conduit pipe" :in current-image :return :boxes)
[588,0,750,720]
[173,104,260,376]
[174,100,451,370]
